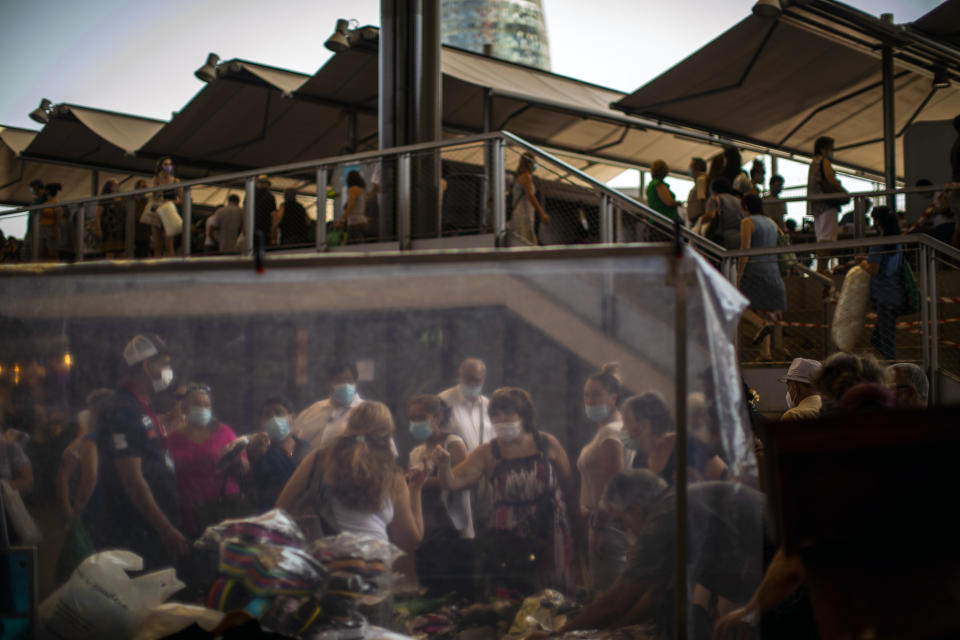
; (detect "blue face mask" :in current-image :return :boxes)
[409,421,432,443]
[189,407,213,428]
[585,403,609,423]
[460,383,483,400]
[332,383,356,405]
[264,416,290,442]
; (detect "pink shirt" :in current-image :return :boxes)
[166,423,242,535]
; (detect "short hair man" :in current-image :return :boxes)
[780,358,822,420]
[93,334,189,569]
[206,194,244,253]
[294,361,362,450]
[763,174,787,230]
[887,363,929,409]
[553,471,766,638]
[439,358,493,452]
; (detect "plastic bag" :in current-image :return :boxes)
[831,265,871,352]
[507,589,579,637]
[156,201,182,237]
[218,538,327,597]
[38,550,184,640]
[309,533,402,603]
[195,508,305,551]
[133,603,225,640]
[1,479,41,544]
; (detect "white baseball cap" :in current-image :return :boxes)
[779,358,822,385]
[123,334,167,366]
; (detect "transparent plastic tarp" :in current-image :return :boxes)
[0,245,757,639]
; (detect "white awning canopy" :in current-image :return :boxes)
[613,4,960,180]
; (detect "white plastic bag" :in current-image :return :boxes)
[831,265,872,352]
[1,479,41,544]
[156,201,183,237]
[38,550,184,640]
[133,603,225,640]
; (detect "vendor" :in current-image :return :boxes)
[549,471,767,639]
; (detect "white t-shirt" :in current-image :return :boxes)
[438,385,493,452]
[294,393,363,450]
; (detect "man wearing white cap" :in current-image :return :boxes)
[93,334,189,570]
[779,358,822,420]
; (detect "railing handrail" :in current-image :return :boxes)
[498,131,727,256]
[722,232,960,262]
[0,131,510,217]
[763,182,959,205]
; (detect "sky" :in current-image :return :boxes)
[0,0,942,235]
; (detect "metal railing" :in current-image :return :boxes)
[1,131,719,263]
[720,233,960,404]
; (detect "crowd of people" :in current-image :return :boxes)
[0,326,935,638]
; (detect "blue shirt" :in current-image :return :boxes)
[867,244,904,308]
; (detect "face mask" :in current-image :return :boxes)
[332,383,356,405]
[585,404,609,423]
[264,416,290,442]
[409,421,432,443]
[460,383,482,400]
[163,165,174,175]
[188,407,212,428]
[151,366,174,392]
[785,390,796,409]
[493,420,523,442]
[687,168,695,177]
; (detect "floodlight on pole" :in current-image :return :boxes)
[29,98,53,124]
[325,19,353,52]
[933,68,951,89]
[195,53,221,83]
[752,0,782,18]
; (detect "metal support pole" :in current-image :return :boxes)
[398,153,412,250]
[91,169,99,196]
[125,197,136,258]
[348,111,359,153]
[672,250,689,640]
[615,206,623,244]
[244,176,255,257]
[919,245,931,374]
[600,194,614,244]
[182,187,192,257]
[492,138,506,239]
[75,205,85,262]
[316,167,328,252]
[31,212,39,262]
[881,26,896,211]
[928,249,939,405]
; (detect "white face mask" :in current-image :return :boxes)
[785,390,795,409]
[152,366,174,392]
[493,420,523,442]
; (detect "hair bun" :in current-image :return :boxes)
[601,362,621,382]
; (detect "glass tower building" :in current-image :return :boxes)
[441,0,551,70]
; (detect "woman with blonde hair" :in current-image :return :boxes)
[277,401,425,553]
[645,160,681,223]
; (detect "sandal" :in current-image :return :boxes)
[751,324,774,346]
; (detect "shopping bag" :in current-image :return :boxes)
[900,261,920,316]
[156,201,183,237]
[38,550,184,640]
[831,265,872,352]
[326,227,347,246]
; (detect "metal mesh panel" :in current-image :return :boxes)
[734,244,924,365]
[934,253,960,380]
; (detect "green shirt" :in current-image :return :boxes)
[646,179,680,222]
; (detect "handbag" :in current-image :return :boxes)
[900,260,920,316]
[821,159,850,208]
[776,226,798,276]
[156,201,183,237]
[290,452,340,539]
[326,227,348,247]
